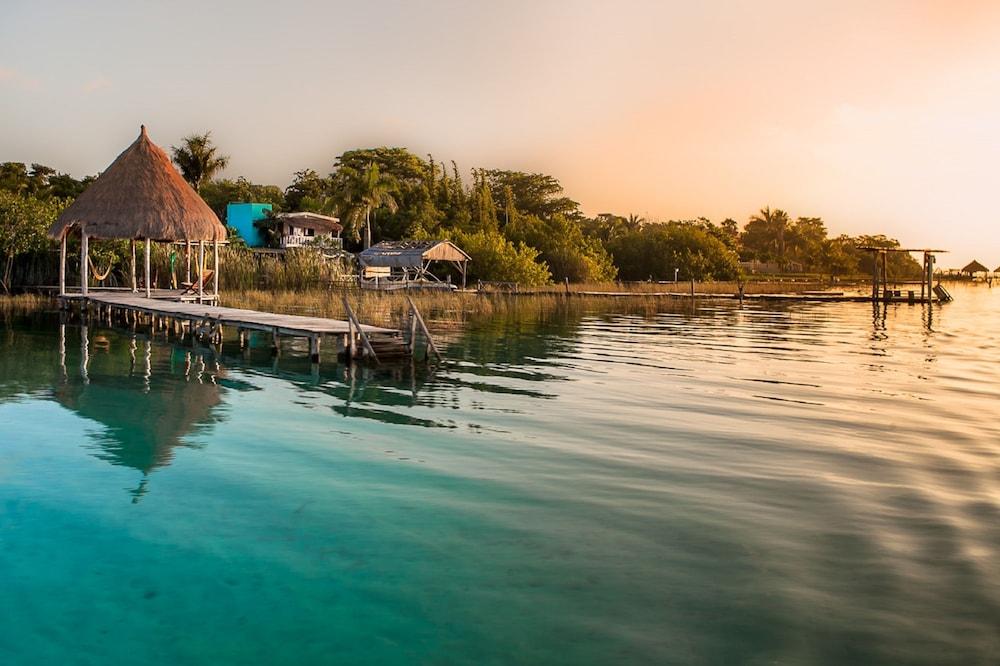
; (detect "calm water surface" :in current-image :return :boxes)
[1,286,999,664]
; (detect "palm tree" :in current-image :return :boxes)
[747,206,791,267]
[335,163,398,248]
[170,132,229,192]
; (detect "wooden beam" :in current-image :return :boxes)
[59,234,66,296]
[213,240,220,297]
[198,240,205,303]
[80,230,89,297]
[145,238,152,298]
[131,240,137,292]
[406,296,441,362]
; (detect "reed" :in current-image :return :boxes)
[0,293,55,313]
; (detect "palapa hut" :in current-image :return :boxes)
[961,260,989,277]
[48,125,226,302]
[358,239,471,290]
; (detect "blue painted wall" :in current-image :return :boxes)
[226,203,272,248]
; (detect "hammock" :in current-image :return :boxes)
[88,256,115,282]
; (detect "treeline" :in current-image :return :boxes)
[0,140,921,290]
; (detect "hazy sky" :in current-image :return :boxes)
[2,0,998,265]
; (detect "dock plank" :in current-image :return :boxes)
[82,292,396,337]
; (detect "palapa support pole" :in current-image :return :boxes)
[213,240,220,299]
[59,234,67,297]
[80,230,89,297]
[131,240,137,292]
[144,238,152,298]
[198,241,205,303]
[186,240,192,284]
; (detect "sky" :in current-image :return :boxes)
[2,0,998,266]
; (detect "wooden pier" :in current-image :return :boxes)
[58,292,439,364]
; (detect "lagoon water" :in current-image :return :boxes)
[1,285,999,664]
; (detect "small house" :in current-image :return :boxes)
[227,202,272,247]
[358,240,470,290]
[274,212,343,249]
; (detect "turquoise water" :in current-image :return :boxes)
[2,286,999,664]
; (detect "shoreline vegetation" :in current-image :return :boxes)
[0,276,903,330]
[1,136,945,295]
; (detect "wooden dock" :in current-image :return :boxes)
[58,291,431,364]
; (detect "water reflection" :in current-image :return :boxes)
[0,291,980,501]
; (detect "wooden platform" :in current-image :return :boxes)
[59,291,408,363]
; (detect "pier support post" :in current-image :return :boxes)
[309,336,321,364]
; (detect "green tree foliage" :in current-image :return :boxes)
[482,170,581,220]
[609,222,740,281]
[284,169,332,212]
[1,162,93,199]
[451,229,551,286]
[506,213,616,283]
[740,207,792,266]
[199,177,285,220]
[0,191,65,292]
[170,132,229,192]
[333,162,399,247]
[852,235,923,278]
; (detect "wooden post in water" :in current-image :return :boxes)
[926,253,934,302]
[871,250,879,301]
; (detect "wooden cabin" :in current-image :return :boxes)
[274,212,343,249]
[357,240,471,290]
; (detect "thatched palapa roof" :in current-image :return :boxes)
[961,260,989,274]
[49,126,226,242]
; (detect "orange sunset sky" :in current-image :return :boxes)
[2,0,998,266]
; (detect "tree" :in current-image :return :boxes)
[452,229,551,286]
[0,162,29,195]
[788,217,828,271]
[609,221,740,281]
[170,132,229,192]
[334,163,399,248]
[199,177,285,220]
[0,191,65,292]
[482,170,581,220]
[741,206,791,266]
[506,213,617,283]
[284,169,332,212]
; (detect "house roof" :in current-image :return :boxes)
[961,260,989,274]
[49,126,226,242]
[275,211,342,233]
[358,240,471,268]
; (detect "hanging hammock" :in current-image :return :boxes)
[88,255,115,282]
